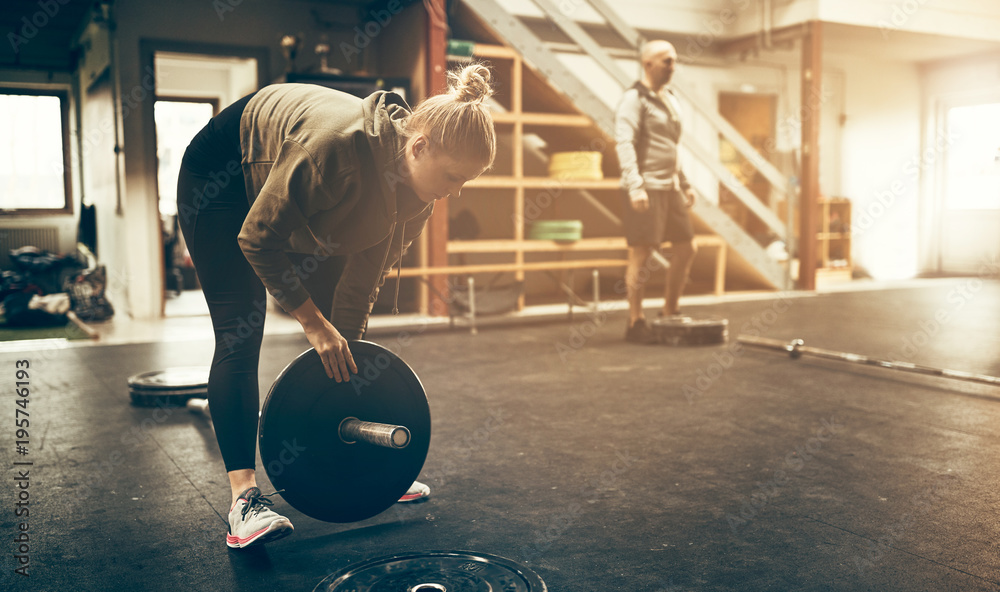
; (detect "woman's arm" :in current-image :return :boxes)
[238,139,360,380]
[289,297,358,382]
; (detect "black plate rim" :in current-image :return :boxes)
[258,340,430,522]
[127,366,211,390]
[313,550,547,592]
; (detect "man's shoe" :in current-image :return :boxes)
[625,319,657,344]
[659,310,689,320]
[226,487,294,549]
[397,480,430,503]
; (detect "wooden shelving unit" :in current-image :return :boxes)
[815,197,852,285]
[394,42,730,310]
[444,43,632,308]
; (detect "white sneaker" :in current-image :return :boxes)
[226,487,294,549]
[397,480,431,503]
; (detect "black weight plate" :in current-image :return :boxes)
[314,551,547,592]
[259,341,430,523]
[127,367,210,391]
[128,387,208,407]
[651,316,728,346]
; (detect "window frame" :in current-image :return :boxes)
[0,87,74,217]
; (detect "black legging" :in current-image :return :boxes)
[176,92,263,470]
[176,93,344,472]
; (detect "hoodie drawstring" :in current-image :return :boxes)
[392,222,404,315]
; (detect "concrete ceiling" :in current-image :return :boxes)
[0,0,96,70]
[0,0,398,72]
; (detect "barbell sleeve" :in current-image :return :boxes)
[339,417,411,449]
[738,335,1000,388]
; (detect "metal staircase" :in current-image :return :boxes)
[460,0,793,289]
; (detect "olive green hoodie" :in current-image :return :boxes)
[237,83,433,339]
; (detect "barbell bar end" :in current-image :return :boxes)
[788,339,804,360]
[339,417,411,449]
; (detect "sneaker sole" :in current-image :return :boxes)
[226,519,294,549]
[396,492,429,503]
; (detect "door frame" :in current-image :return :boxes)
[925,89,1000,273]
[137,40,269,315]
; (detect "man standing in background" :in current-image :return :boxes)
[615,39,698,343]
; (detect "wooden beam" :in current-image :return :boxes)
[799,20,822,290]
[426,0,449,315]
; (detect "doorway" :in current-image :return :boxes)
[938,100,1000,274]
[151,51,259,316]
[717,92,778,245]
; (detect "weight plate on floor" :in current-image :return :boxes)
[127,367,210,391]
[313,550,547,591]
[259,341,431,523]
[651,315,728,346]
[128,387,208,408]
[127,367,209,407]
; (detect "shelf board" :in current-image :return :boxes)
[396,258,628,277]
[447,236,726,254]
[471,44,519,59]
[448,238,625,253]
[467,176,620,189]
[490,112,594,127]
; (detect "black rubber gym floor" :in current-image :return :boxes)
[3,278,1000,591]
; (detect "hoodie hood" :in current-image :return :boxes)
[363,90,412,219]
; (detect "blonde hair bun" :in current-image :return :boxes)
[449,64,494,104]
[406,62,497,168]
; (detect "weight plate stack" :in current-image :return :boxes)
[127,367,210,407]
[314,550,547,592]
[651,316,729,346]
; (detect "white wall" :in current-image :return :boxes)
[832,53,922,279]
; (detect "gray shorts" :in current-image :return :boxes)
[622,188,694,247]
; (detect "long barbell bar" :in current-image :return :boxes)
[738,335,1000,388]
[339,417,411,449]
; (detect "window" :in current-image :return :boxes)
[0,89,72,214]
